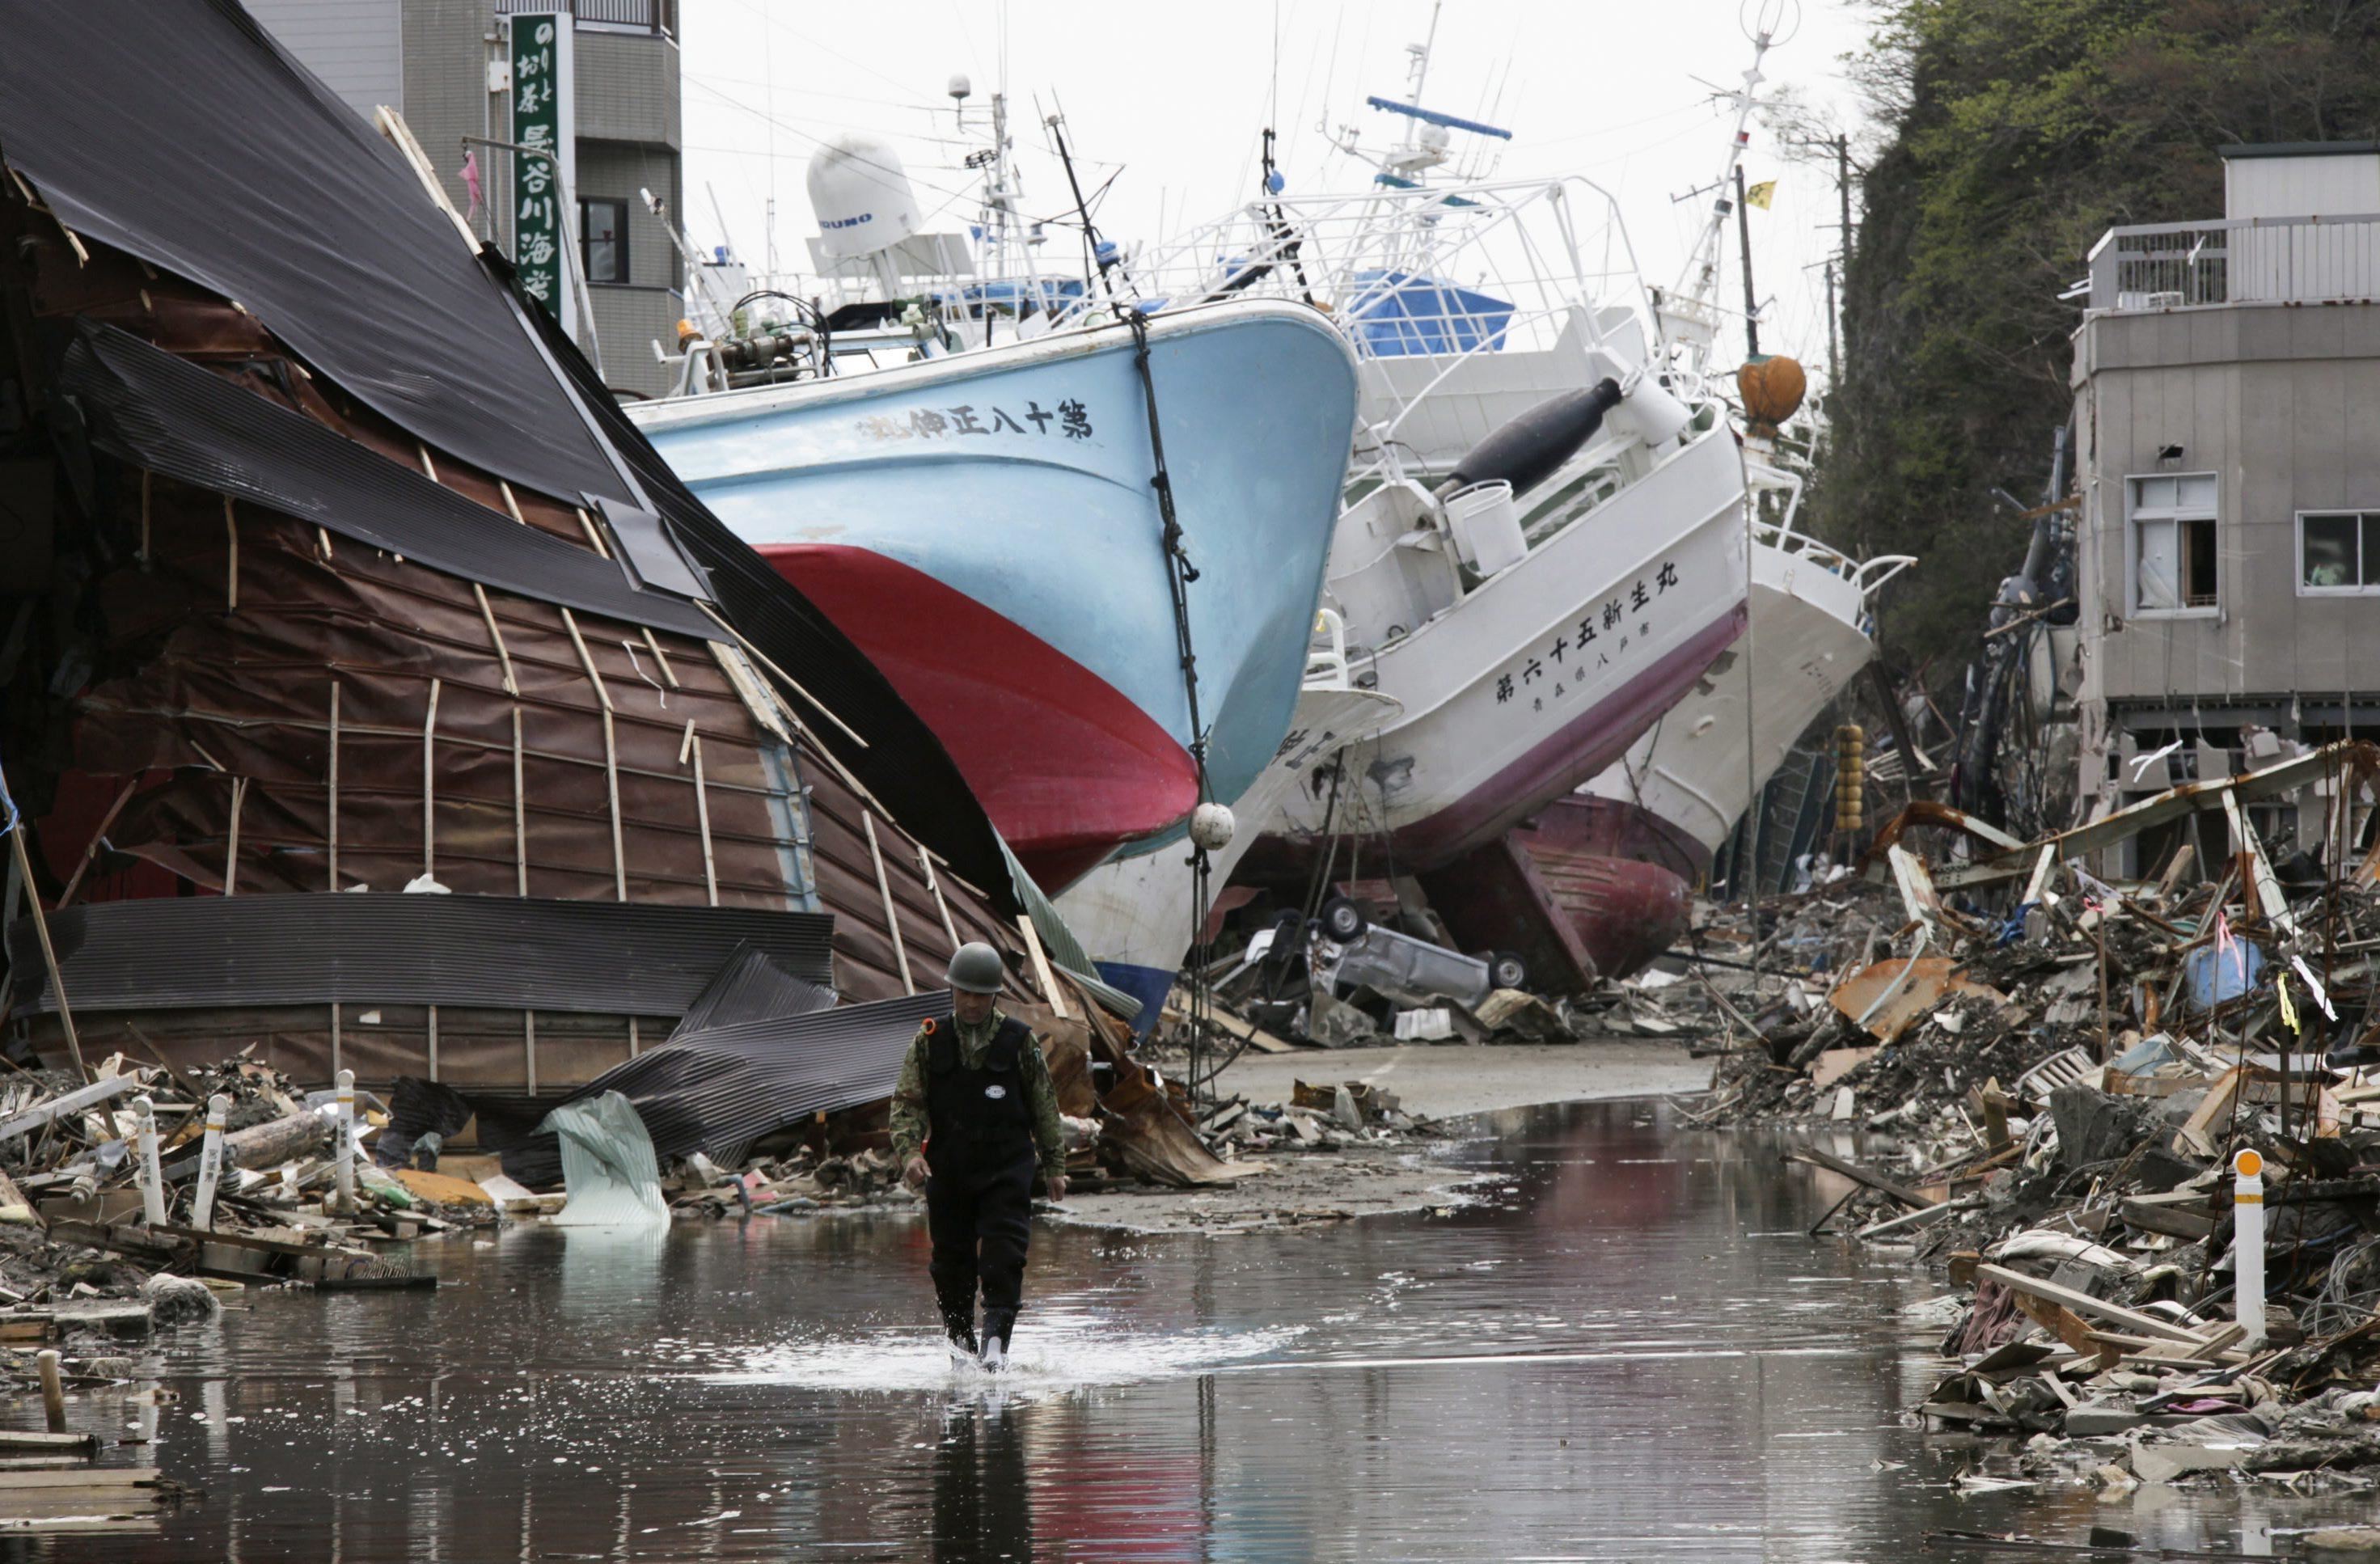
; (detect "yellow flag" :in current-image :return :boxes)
[2278,973,2301,1034]
[1744,180,1777,210]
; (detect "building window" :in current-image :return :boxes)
[2129,472,2217,612]
[2299,511,2380,592]
[581,197,628,284]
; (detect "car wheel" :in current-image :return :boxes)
[1320,895,1367,943]
[1488,950,1529,991]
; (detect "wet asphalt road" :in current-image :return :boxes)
[40,1098,2372,1561]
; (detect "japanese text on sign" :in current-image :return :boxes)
[509,15,572,322]
[1492,560,1683,715]
[854,399,1094,443]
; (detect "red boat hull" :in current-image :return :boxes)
[1418,825,1691,991]
[760,543,1196,890]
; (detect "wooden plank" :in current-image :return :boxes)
[1170,1001,1294,1054]
[2120,1198,2216,1241]
[1975,1262,2207,1346]
[1014,913,1069,1021]
[472,583,518,695]
[153,1222,370,1262]
[690,732,717,907]
[2011,1290,2109,1370]
[0,1077,137,1143]
[1789,1144,1935,1209]
[860,812,913,995]
[0,1434,95,1454]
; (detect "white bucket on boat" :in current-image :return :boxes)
[1443,480,1527,578]
[1615,375,1693,447]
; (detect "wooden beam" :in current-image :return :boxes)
[55,776,139,911]
[602,711,626,901]
[918,846,960,949]
[222,776,247,896]
[0,1075,133,1142]
[223,496,239,611]
[638,627,681,688]
[1974,1262,2208,1346]
[1016,913,1070,1021]
[511,706,528,897]
[560,608,613,712]
[862,812,914,995]
[573,507,612,559]
[1788,1144,1934,1209]
[691,733,717,907]
[421,678,440,881]
[2,789,87,1082]
[695,602,867,750]
[473,583,518,696]
[326,681,340,890]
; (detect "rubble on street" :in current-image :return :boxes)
[1655,739,2380,1490]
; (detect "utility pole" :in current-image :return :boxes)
[1833,133,1853,269]
[1735,165,1761,357]
[1824,260,1839,390]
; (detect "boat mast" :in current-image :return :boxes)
[1665,5,1795,365]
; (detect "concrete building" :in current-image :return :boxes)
[2071,143,2380,873]
[246,0,684,397]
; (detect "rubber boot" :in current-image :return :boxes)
[939,1296,978,1363]
[980,1307,1017,1371]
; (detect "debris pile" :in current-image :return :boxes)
[1189,1076,1447,1161]
[1686,741,2380,1487]
[0,1050,465,1347]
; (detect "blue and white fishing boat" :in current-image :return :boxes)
[628,296,1359,891]
[1053,614,1401,1023]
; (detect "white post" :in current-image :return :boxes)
[335,1069,357,1216]
[192,1093,229,1230]
[133,1095,167,1228]
[2233,1148,2267,1343]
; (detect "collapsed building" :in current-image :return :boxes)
[0,2,1046,1107]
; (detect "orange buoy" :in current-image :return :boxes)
[1737,353,1807,436]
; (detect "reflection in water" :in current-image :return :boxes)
[931,1397,1033,1563]
[40,1099,2375,1561]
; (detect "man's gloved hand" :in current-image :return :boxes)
[902,1155,929,1190]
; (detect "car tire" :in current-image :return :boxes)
[1319,896,1367,943]
[1488,950,1529,991]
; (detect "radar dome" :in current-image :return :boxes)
[806,133,923,261]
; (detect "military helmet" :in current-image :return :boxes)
[946,941,1006,995]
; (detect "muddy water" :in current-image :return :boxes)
[49,1100,2374,1560]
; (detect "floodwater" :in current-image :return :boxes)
[43,1099,2376,1561]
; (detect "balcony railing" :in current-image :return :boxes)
[2087,212,2380,311]
[494,0,675,36]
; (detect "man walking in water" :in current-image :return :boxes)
[893,942,1067,1369]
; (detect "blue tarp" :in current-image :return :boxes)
[2186,941,2264,1011]
[1342,269,1515,357]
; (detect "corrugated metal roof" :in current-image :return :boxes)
[59,323,713,636]
[669,945,837,1039]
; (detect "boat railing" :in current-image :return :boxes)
[1066,175,1645,360]
[1305,608,1353,689]
[1752,517,1917,601]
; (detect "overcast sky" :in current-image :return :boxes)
[679,0,1877,382]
